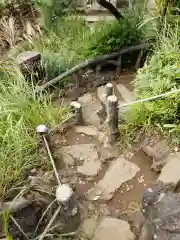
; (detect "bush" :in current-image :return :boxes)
[125,22,180,143]
[86,10,154,56]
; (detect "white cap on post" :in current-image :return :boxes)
[36,125,49,134]
[56,184,73,204]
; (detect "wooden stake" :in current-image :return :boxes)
[97,83,114,122]
[106,95,119,145]
[70,101,83,124]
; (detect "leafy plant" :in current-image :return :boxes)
[86,10,154,56]
[124,21,180,143]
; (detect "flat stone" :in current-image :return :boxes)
[93,217,135,240]
[82,99,101,127]
[116,84,135,102]
[79,93,94,105]
[78,159,101,177]
[99,146,119,163]
[16,51,41,65]
[87,156,140,200]
[80,218,97,239]
[157,153,180,189]
[59,144,101,177]
[85,15,115,23]
[74,125,104,141]
[142,140,170,172]
[57,147,75,167]
[97,85,106,103]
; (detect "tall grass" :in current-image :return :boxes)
[123,21,180,143]
[10,9,154,81]
[0,60,70,196]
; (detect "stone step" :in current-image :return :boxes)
[74,125,104,142]
[59,144,102,177]
[115,84,135,102]
[85,15,115,22]
[87,156,140,200]
[97,85,107,103]
[141,139,170,172]
[157,152,180,189]
[93,217,135,240]
[78,93,102,127]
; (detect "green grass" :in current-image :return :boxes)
[122,21,180,144]
[0,60,70,196]
[10,9,154,80]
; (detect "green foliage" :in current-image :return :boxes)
[125,22,180,143]
[11,10,153,80]
[87,11,153,56]
[0,60,70,195]
[33,0,75,32]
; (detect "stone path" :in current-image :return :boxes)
[55,76,180,239]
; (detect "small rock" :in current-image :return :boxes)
[80,218,97,239]
[77,160,101,177]
[56,148,75,167]
[99,146,119,163]
[78,94,101,127]
[97,85,106,103]
[142,140,170,172]
[93,217,135,240]
[88,156,140,200]
[79,93,94,105]
[1,196,31,213]
[157,153,180,189]
[116,84,135,102]
[30,168,37,174]
[74,125,104,141]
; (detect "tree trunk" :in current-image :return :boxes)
[97,0,123,20]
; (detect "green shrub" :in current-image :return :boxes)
[86,10,154,56]
[125,22,180,143]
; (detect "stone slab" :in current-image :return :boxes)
[80,218,97,239]
[157,153,180,189]
[116,84,135,102]
[74,125,104,141]
[87,156,140,200]
[93,217,135,240]
[59,144,101,177]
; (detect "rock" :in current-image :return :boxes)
[59,144,101,177]
[87,156,140,200]
[28,176,54,195]
[77,160,101,177]
[99,146,119,163]
[1,196,31,212]
[93,217,135,240]
[157,153,180,189]
[79,93,94,105]
[57,147,75,167]
[80,218,97,239]
[141,183,180,240]
[74,125,104,141]
[97,85,106,103]
[16,51,41,66]
[142,140,170,172]
[30,168,37,174]
[79,94,101,127]
[116,84,135,102]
